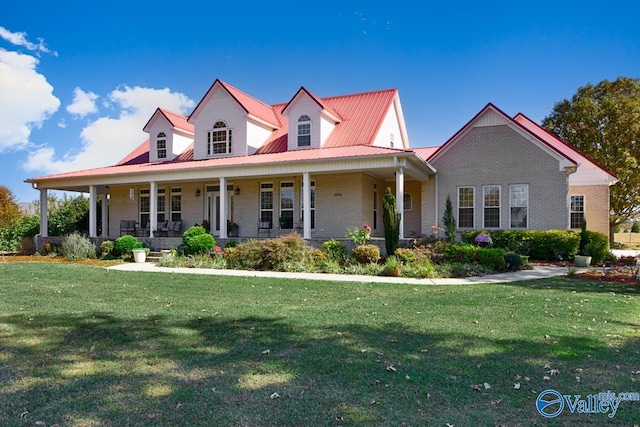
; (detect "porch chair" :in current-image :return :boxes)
[257,221,271,237]
[120,220,136,236]
[136,221,150,237]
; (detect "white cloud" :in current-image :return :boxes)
[0,26,56,56]
[24,86,195,174]
[66,87,98,118]
[0,48,60,152]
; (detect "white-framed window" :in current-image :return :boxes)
[280,182,294,229]
[403,193,412,211]
[510,184,528,229]
[157,132,167,159]
[140,189,150,226]
[301,180,316,229]
[458,187,474,229]
[260,183,274,228]
[483,185,500,228]
[570,195,585,229]
[157,188,166,222]
[297,115,311,147]
[207,121,232,155]
[170,188,182,221]
[390,133,395,148]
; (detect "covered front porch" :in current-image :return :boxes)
[29,150,435,244]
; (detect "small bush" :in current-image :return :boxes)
[581,230,610,264]
[262,233,313,271]
[476,248,506,271]
[321,239,348,264]
[352,244,381,264]
[224,240,238,248]
[528,230,579,261]
[182,225,215,255]
[394,248,418,265]
[504,252,525,271]
[403,260,436,278]
[100,240,115,259]
[114,235,144,258]
[383,256,402,276]
[61,232,96,260]
[223,239,264,270]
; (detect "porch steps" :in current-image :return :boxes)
[146,251,164,263]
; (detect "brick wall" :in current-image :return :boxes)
[569,184,610,236]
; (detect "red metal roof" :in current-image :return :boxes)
[28,145,415,182]
[159,108,193,133]
[117,139,150,165]
[513,113,618,180]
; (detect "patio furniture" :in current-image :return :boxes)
[120,220,136,236]
[257,221,271,237]
[136,221,150,237]
[159,220,183,237]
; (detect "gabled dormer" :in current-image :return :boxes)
[188,79,280,160]
[282,87,342,150]
[143,108,194,162]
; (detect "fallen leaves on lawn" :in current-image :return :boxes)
[270,392,280,399]
[261,349,270,355]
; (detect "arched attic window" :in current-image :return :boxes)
[297,115,311,147]
[157,132,167,159]
[208,121,233,155]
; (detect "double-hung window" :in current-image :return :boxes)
[483,186,500,228]
[157,189,166,222]
[510,184,528,228]
[157,132,167,159]
[297,115,311,147]
[570,195,585,229]
[139,189,150,226]
[458,187,474,228]
[207,121,232,155]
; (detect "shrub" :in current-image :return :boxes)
[224,240,238,248]
[223,239,264,270]
[182,225,215,255]
[443,195,456,242]
[394,248,418,264]
[383,187,401,256]
[321,239,348,264]
[476,248,506,271]
[504,252,525,271]
[114,235,144,258]
[346,226,371,246]
[581,230,610,264]
[383,256,402,276]
[352,244,381,264]
[403,260,436,278]
[100,240,115,259]
[262,233,313,271]
[61,232,96,260]
[632,221,640,233]
[443,244,477,264]
[527,230,579,261]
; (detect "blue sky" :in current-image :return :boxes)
[1,1,639,203]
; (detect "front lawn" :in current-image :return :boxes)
[0,262,638,426]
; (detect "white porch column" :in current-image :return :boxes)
[149,181,157,238]
[219,177,228,239]
[89,185,97,238]
[101,193,108,237]
[302,172,311,239]
[396,167,404,239]
[39,188,48,237]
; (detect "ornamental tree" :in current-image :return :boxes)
[383,187,401,256]
[542,77,640,236]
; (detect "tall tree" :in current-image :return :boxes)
[542,77,640,234]
[0,186,21,228]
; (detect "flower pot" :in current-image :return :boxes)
[132,248,147,263]
[574,255,592,267]
[160,249,172,258]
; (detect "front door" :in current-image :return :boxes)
[206,190,232,236]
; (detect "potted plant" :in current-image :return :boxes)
[132,247,148,263]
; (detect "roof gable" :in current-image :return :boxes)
[188,79,280,128]
[428,103,578,171]
[513,113,618,183]
[143,108,193,134]
[282,87,342,123]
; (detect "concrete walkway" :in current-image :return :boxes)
[107,262,574,285]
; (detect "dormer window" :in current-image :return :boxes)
[297,115,311,147]
[157,132,167,159]
[208,121,233,155]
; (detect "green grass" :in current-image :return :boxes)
[0,262,639,426]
